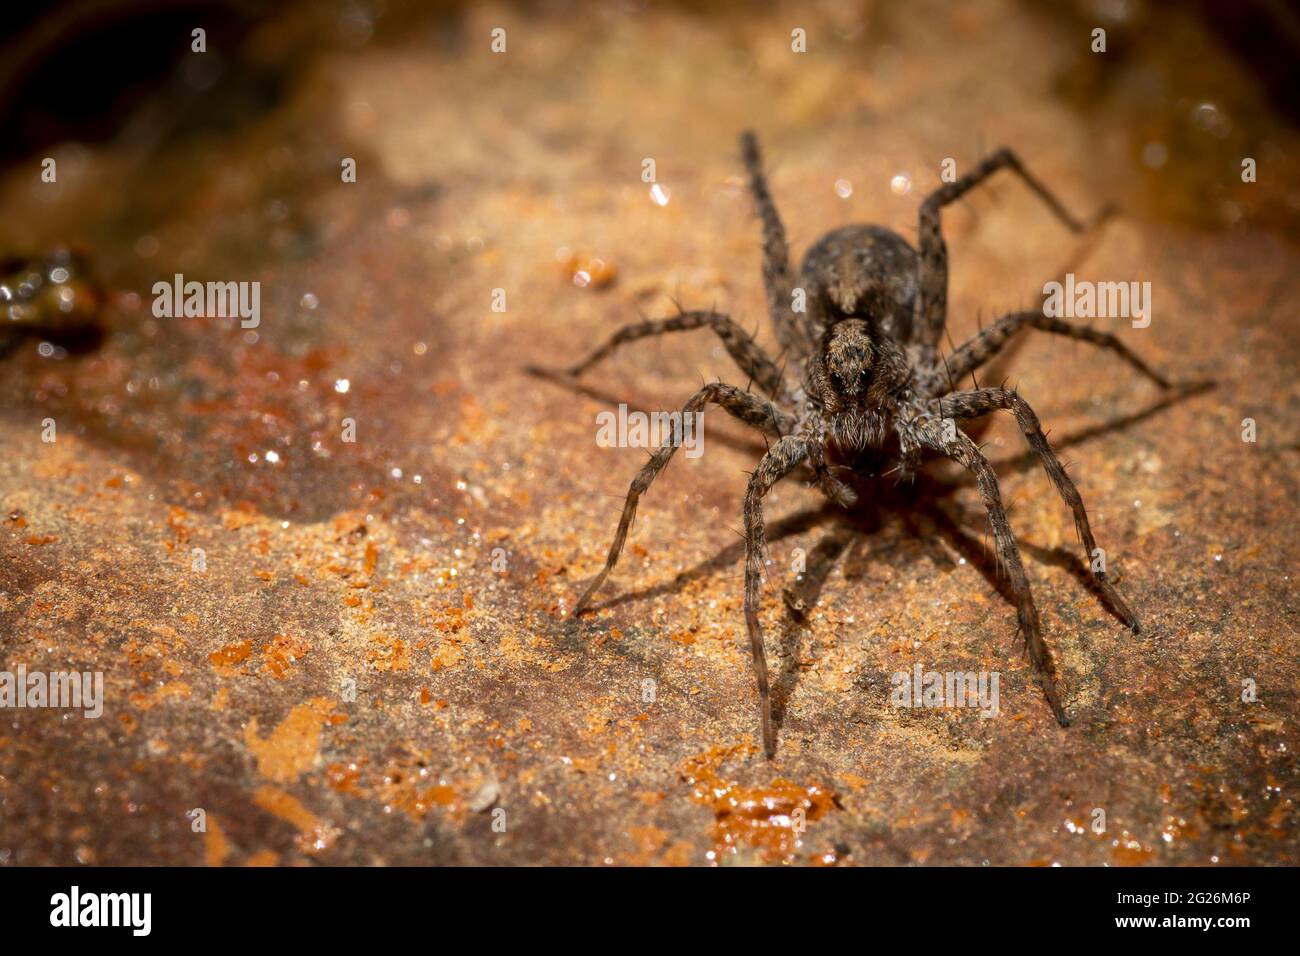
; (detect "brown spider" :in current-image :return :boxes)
[567,131,1171,758]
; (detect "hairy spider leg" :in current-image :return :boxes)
[574,382,794,616]
[938,387,1141,631]
[914,148,1093,363]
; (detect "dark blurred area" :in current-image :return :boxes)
[2,1,1299,160]
[0,1,275,166]
[2,0,1298,233]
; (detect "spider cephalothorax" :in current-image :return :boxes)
[563,132,1172,758]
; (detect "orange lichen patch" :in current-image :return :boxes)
[429,600,470,635]
[625,825,669,865]
[368,633,410,672]
[203,816,231,867]
[262,634,310,679]
[166,506,193,544]
[429,635,465,671]
[682,745,839,864]
[369,752,465,822]
[661,841,693,866]
[156,682,192,703]
[426,785,457,806]
[499,631,574,672]
[243,697,335,782]
[251,785,339,855]
[209,639,253,670]
[132,681,193,710]
[561,754,600,774]
[325,761,363,793]
[244,850,279,867]
[221,507,259,531]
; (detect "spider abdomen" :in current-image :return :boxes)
[801,224,918,340]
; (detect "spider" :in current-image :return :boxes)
[565,131,1172,758]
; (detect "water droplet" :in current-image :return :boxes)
[1141,142,1168,169]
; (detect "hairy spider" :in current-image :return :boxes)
[567,131,1171,758]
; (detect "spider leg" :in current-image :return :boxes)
[937,387,1141,632]
[914,148,1094,359]
[740,131,812,363]
[565,308,788,398]
[742,434,808,758]
[918,422,1070,726]
[573,382,796,615]
[935,310,1170,394]
[804,439,857,506]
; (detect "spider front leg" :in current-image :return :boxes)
[564,308,788,398]
[742,434,807,758]
[937,387,1141,631]
[939,310,1171,391]
[914,147,1094,360]
[573,382,796,615]
[740,131,812,362]
[918,423,1070,726]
